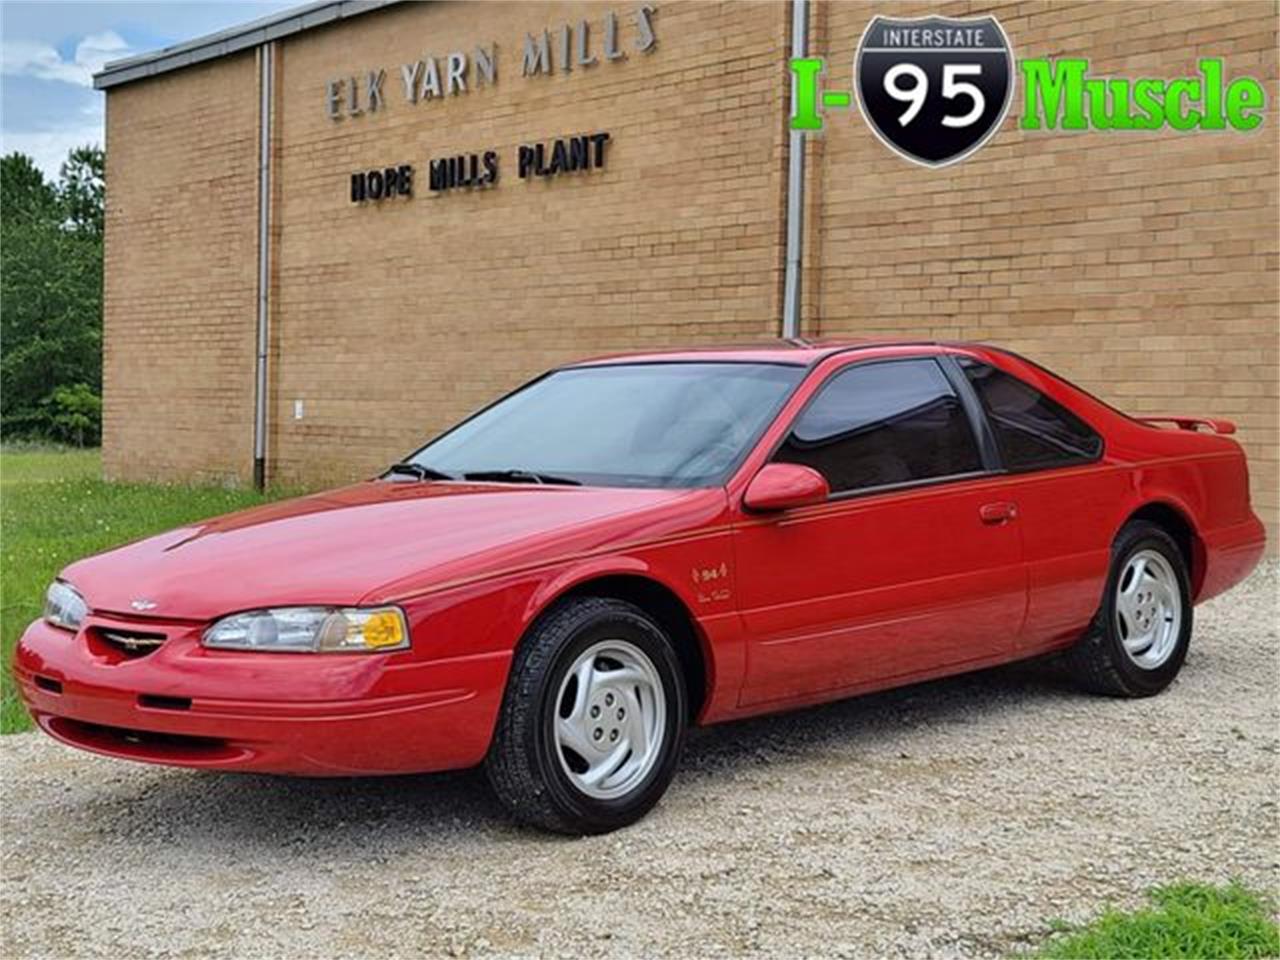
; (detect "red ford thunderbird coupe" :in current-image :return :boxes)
[16,341,1265,833]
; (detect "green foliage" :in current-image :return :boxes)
[1,147,105,444]
[1,448,298,733]
[44,382,103,446]
[1033,882,1280,959]
[59,146,105,239]
[0,153,58,223]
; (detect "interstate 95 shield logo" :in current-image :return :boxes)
[855,15,1014,167]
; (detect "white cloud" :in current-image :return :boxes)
[0,122,103,180]
[1,30,130,87]
[74,30,132,75]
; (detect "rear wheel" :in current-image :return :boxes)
[1065,520,1192,697]
[485,597,687,834]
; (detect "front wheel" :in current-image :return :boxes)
[485,597,687,834]
[1064,520,1193,697]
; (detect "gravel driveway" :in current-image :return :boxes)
[3,563,1276,959]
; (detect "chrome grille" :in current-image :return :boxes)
[97,628,166,658]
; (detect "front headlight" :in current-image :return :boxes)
[44,581,88,631]
[202,606,410,653]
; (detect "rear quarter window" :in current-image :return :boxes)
[959,358,1103,471]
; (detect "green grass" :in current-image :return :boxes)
[1,447,296,733]
[1032,882,1280,959]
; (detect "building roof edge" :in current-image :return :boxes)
[93,0,403,90]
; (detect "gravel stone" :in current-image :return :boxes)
[2,562,1276,958]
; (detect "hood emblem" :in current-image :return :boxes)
[130,598,158,612]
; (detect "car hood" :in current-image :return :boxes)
[63,481,719,621]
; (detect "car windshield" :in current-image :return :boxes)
[406,362,805,488]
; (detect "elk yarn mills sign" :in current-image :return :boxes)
[326,5,657,120]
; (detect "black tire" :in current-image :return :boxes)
[485,597,687,834]
[1064,520,1193,697]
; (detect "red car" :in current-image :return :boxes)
[16,341,1265,833]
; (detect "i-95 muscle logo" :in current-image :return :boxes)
[788,12,1266,167]
[854,15,1014,168]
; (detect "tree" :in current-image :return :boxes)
[0,153,58,225]
[60,146,105,239]
[0,147,105,445]
[44,382,103,447]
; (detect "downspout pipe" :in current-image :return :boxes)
[781,0,808,340]
[253,43,274,490]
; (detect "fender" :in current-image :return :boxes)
[518,554,741,724]
[1117,475,1207,598]
[523,555,656,625]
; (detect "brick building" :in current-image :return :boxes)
[95,0,1278,545]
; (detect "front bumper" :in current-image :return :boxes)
[14,615,511,776]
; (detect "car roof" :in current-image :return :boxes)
[567,338,953,367]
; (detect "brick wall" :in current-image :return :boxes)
[101,51,259,484]
[100,0,1278,545]
[805,0,1279,545]
[267,1,790,486]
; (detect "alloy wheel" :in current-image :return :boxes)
[553,639,667,800]
[1115,548,1183,669]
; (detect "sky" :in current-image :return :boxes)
[1,1,294,180]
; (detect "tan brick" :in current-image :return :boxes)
[807,0,1278,545]
[101,0,1278,548]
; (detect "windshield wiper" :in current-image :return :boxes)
[464,469,582,486]
[385,462,455,482]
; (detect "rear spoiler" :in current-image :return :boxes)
[1136,415,1237,435]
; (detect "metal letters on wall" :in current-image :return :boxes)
[326,5,656,120]
[349,133,612,203]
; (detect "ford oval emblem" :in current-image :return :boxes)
[130,598,158,611]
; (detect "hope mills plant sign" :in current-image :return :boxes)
[326,5,657,120]
[349,132,612,203]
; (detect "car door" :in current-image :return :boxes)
[732,354,1027,707]
[952,355,1125,648]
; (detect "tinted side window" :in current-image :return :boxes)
[959,359,1102,471]
[774,359,982,494]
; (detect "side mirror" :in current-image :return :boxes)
[743,463,830,512]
